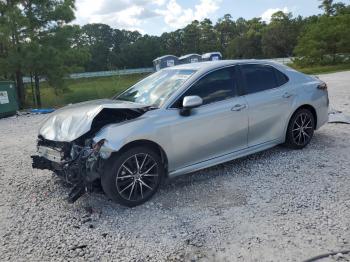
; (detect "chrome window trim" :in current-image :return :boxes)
[166,95,243,111]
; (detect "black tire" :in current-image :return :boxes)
[285,108,315,149]
[101,147,164,207]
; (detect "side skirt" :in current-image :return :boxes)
[168,139,280,178]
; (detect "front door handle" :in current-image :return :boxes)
[282,92,293,98]
[231,104,247,111]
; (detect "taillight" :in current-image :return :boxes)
[317,82,327,90]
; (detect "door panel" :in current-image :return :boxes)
[168,97,248,170]
[239,64,292,146]
[244,88,292,146]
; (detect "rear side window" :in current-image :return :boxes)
[275,68,289,86]
[172,66,238,107]
[241,64,288,95]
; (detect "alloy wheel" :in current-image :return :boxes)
[292,113,313,146]
[116,153,159,202]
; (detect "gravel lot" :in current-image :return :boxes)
[1,71,350,262]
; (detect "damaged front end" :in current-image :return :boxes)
[31,100,153,203]
[32,137,105,203]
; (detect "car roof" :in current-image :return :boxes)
[168,59,288,72]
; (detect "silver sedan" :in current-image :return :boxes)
[32,60,329,206]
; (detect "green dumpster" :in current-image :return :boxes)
[0,81,18,118]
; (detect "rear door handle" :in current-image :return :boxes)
[231,104,247,111]
[282,92,293,98]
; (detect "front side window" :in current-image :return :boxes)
[241,64,289,95]
[116,69,196,107]
[173,66,237,108]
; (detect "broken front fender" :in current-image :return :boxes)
[92,113,159,159]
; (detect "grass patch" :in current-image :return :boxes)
[288,63,350,75]
[24,73,148,108]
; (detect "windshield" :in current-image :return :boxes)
[115,69,196,107]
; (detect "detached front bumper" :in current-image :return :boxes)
[31,142,105,203]
[31,155,55,171]
[31,144,66,171]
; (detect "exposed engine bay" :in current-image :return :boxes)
[31,105,151,202]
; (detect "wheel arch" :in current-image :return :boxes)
[292,104,317,129]
[116,139,169,175]
[283,104,318,142]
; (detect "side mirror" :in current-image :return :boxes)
[180,95,203,116]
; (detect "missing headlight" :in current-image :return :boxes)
[92,139,105,152]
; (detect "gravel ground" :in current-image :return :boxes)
[0,71,350,262]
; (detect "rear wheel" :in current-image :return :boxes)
[285,108,315,149]
[101,147,164,207]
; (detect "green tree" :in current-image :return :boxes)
[226,18,265,59]
[294,14,350,66]
[215,14,236,54]
[319,0,335,16]
[0,0,85,108]
[110,29,142,69]
[159,30,184,56]
[333,2,350,15]
[183,20,201,53]
[21,0,81,107]
[199,18,218,53]
[262,12,301,58]
[80,23,114,71]
[23,25,89,106]
[119,35,161,68]
[0,0,28,107]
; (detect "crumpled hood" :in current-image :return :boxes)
[39,99,146,142]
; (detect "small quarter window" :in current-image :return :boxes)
[274,68,289,86]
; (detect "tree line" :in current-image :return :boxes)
[0,0,349,108]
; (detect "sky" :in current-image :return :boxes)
[74,0,326,35]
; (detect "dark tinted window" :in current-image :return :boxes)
[173,67,237,107]
[275,68,289,86]
[241,64,289,95]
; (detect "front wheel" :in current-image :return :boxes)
[285,108,315,149]
[101,147,164,207]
